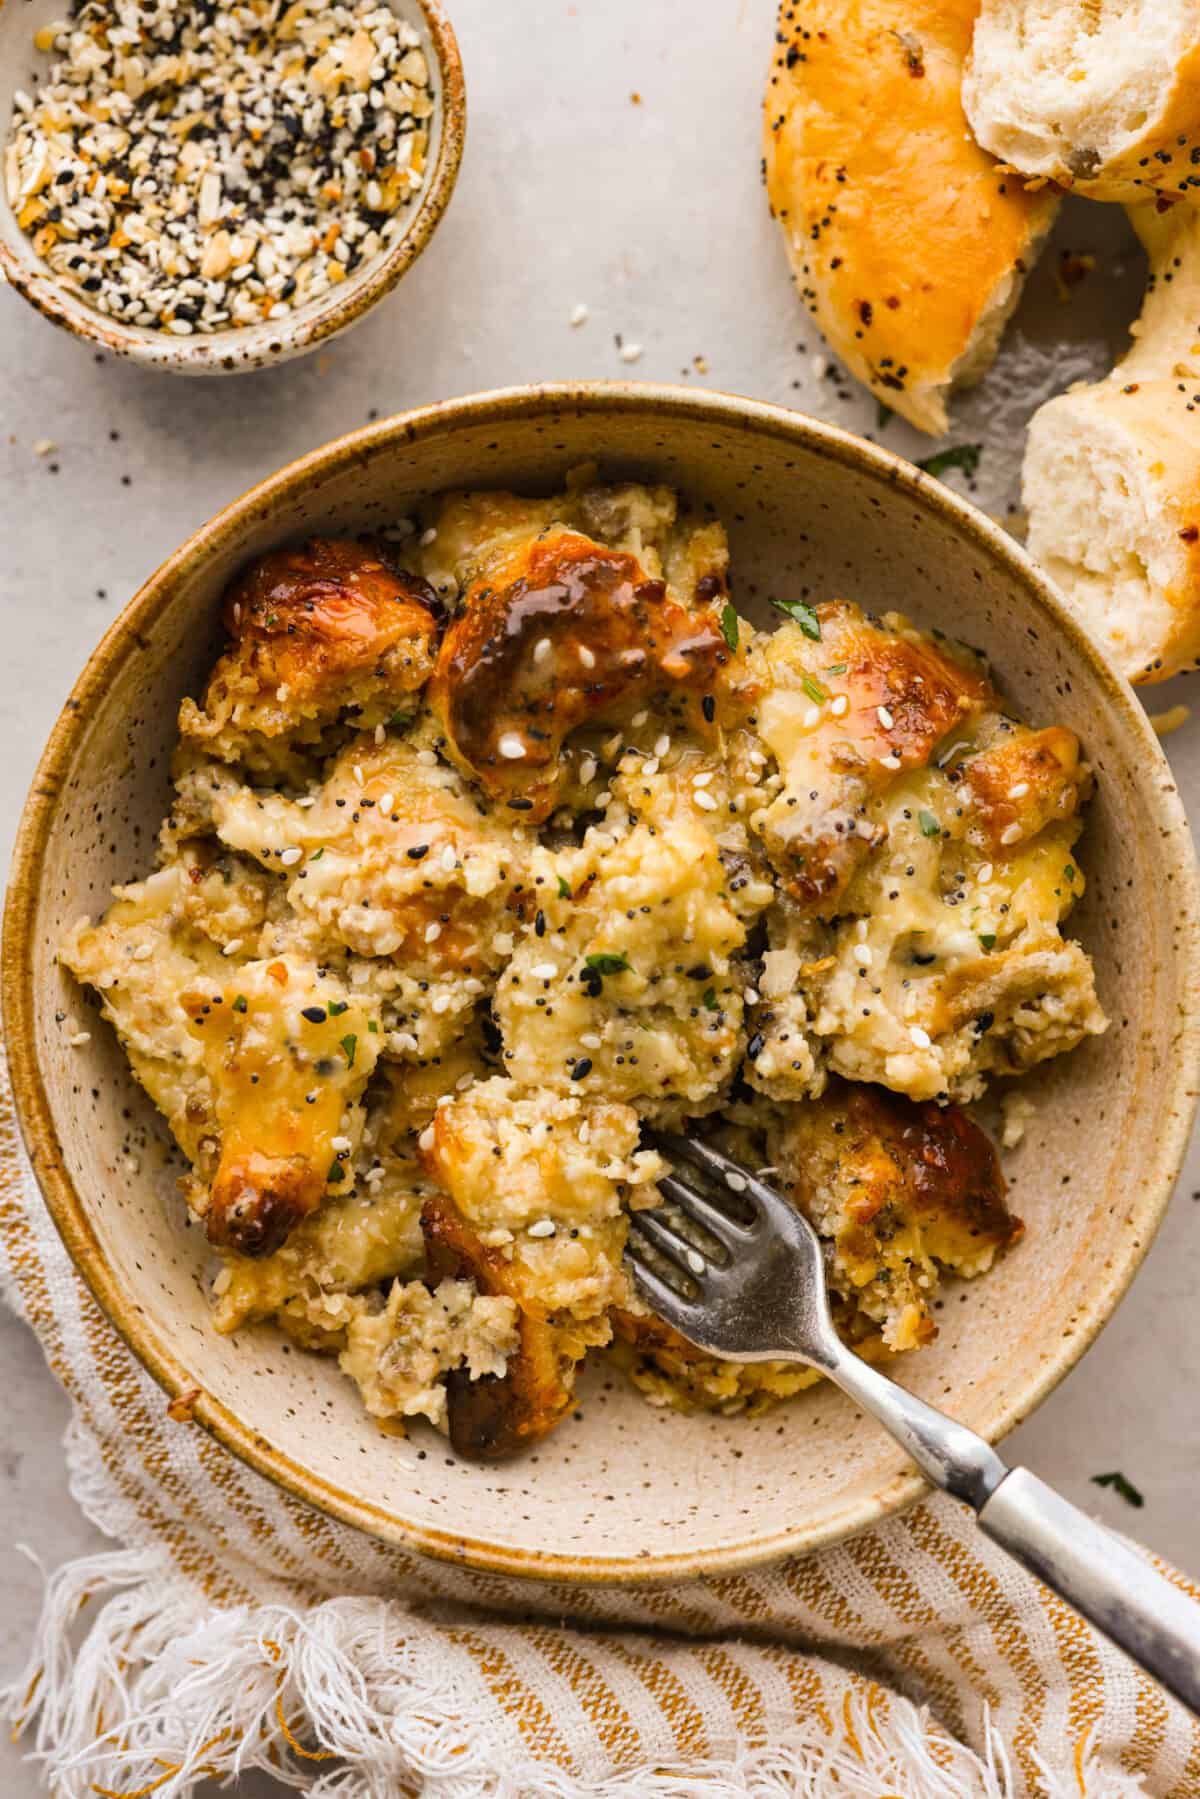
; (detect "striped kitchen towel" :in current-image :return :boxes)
[1,1058,1198,1799]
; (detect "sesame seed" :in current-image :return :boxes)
[685,1248,705,1273]
[222,938,243,957]
[352,765,365,786]
[977,862,993,883]
[830,694,849,717]
[531,962,558,980]
[533,637,552,664]
[374,724,386,746]
[378,792,394,813]
[417,749,438,767]
[877,706,895,729]
[430,993,452,1014]
[910,1026,932,1048]
[68,1030,91,1047]
[1007,782,1030,799]
[331,1135,352,1154]
[692,769,714,787]
[528,1218,557,1237]
[725,1170,747,1192]
[879,755,901,770]
[654,733,671,757]
[579,756,598,784]
[1000,823,1023,846]
[420,527,439,546]
[744,986,760,1004]
[578,645,596,670]
[279,846,303,866]
[581,1032,602,1049]
[804,705,820,729]
[693,789,719,811]
[498,732,526,760]
[632,710,649,727]
[418,1125,435,1151]
[853,943,873,966]
[440,844,457,870]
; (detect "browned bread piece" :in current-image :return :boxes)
[764,0,1059,434]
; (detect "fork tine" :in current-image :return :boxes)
[652,1130,792,1226]
[623,1240,704,1331]
[628,1206,709,1275]
[659,1173,753,1248]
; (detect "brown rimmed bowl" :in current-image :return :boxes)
[0,0,465,374]
[6,383,1199,1581]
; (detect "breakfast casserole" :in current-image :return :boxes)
[62,473,1106,1459]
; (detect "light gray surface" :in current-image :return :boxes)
[0,0,1197,1791]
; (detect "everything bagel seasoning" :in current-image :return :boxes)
[4,0,436,336]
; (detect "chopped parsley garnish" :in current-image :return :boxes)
[824,662,848,676]
[1064,864,1076,882]
[916,443,982,481]
[557,875,572,900]
[702,987,719,1011]
[978,932,996,952]
[309,847,324,861]
[232,995,248,1013]
[719,602,739,652]
[918,809,941,837]
[1092,1471,1144,1509]
[340,1033,358,1068]
[389,708,414,728]
[772,597,821,640]
[801,675,828,706]
[367,1019,378,1033]
[327,1160,347,1183]
[585,952,631,976]
[328,1000,348,1016]
[876,400,894,429]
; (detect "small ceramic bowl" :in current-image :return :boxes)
[6,385,1199,1582]
[0,0,464,374]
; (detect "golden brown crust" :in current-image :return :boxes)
[183,964,378,1259]
[763,0,1057,433]
[428,526,728,820]
[964,724,1085,855]
[421,1194,576,1459]
[756,603,992,911]
[181,538,437,766]
[771,1079,1020,1283]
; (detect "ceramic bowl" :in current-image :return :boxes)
[0,0,464,374]
[6,384,1198,1582]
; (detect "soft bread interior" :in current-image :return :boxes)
[965,0,1195,180]
[1024,393,1181,681]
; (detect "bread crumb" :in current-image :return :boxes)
[1151,704,1190,738]
[1001,1091,1036,1149]
[570,302,589,327]
[619,342,644,364]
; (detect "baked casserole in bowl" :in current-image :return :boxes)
[6,385,1198,1579]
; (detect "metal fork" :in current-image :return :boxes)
[628,1130,1200,1717]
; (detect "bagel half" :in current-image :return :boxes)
[964,1,1200,204]
[1023,205,1200,684]
[764,0,1059,435]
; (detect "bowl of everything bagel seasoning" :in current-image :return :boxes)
[0,0,464,372]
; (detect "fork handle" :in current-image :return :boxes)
[825,1347,1200,1716]
[979,1469,1200,1717]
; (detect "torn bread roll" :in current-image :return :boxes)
[764,0,1059,435]
[964,1,1200,203]
[1024,204,1200,684]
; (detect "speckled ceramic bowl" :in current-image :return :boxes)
[0,0,464,374]
[7,385,1199,1581]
